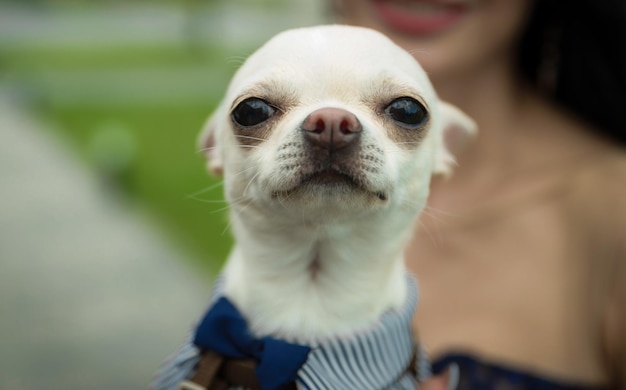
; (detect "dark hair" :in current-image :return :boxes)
[518,1,626,145]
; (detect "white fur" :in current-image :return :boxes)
[200,25,475,344]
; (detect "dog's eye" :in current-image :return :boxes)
[384,97,428,127]
[232,98,276,127]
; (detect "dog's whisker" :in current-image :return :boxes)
[273,190,293,211]
[188,196,228,205]
[415,216,441,247]
[235,134,267,143]
[419,209,447,227]
[238,144,262,150]
[223,199,254,235]
[185,181,225,199]
[406,47,431,56]
[199,193,247,211]
[213,194,251,211]
[196,146,218,154]
[243,171,262,197]
[233,165,257,177]
[418,205,448,222]
[220,212,237,236]
[210,203,234,214]
[417,207,461,247]
[423,205,461,220]
[225,55,248,66]
[210,203,240,214]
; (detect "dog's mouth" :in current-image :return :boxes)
[303,168,356,186]
[273,168,387,201]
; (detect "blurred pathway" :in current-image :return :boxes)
[0,2,323,48]
[0,94,211,389]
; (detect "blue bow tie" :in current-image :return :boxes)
[193,297,311,390]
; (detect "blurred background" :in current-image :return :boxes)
[0,0,323,388]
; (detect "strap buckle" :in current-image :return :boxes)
[178,380,207,390]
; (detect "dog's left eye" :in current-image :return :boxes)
[384,97,428,128]
[232,98,276,127]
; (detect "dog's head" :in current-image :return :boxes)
[200,25,475,222]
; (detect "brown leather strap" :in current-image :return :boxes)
[178,350,225,390]
[218,359,297,390]
[407,347,419,379]
[219,359,261,389]
[179,351,297,390]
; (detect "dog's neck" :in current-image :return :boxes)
[220,204,416,344]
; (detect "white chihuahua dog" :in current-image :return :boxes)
[155,25,474,390]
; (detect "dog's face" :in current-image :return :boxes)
[201,26,475,222]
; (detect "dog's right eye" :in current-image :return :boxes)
[384,97,428,128]
[232,98,276,127]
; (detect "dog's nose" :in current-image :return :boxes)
[302,108,362,150]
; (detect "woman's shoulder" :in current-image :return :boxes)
[540,103,626,216]
[564,146,626,222]
[561,146,626,260]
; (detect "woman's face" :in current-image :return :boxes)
[334,0,534,83]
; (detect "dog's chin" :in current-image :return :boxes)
[270,169,388,211]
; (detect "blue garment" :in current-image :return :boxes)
[193,296,310,390]
[152,275,425,390]
[432,353,608,390]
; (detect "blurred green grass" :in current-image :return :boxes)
[4,42,246,274]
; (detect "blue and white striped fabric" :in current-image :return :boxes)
[153,275,428,390]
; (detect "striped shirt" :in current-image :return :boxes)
[153,275,429,389]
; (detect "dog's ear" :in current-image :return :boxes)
[197,113,224,177]
[433,101,477,177]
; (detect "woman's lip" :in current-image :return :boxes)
[373,0,468,36]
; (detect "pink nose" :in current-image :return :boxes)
[302,108,362,150]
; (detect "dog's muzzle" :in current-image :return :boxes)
[270,107,387,202]
[298,107,367,187]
